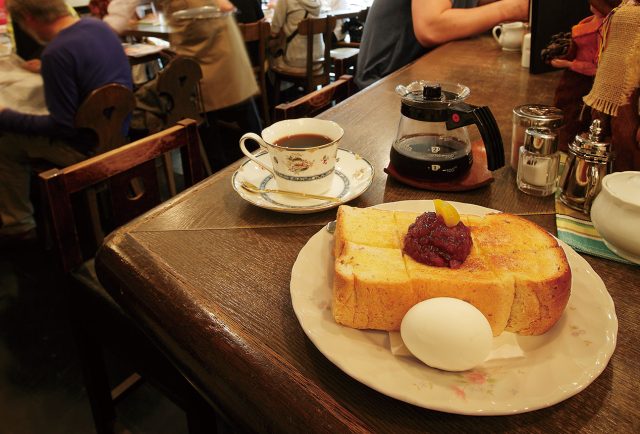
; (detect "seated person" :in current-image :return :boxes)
[355,0,530,89]
[5,1,79,71]
[0,0,133,244]
[270,0,323,73]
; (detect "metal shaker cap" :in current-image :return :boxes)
[524,127,558,155]
[569,119,613,161]
[513,104,564,129]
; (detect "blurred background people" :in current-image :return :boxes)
[269,0,322,73]
[104,0,262,170]
[4,1,78,69]
[355,0,530,89]
[233,0,265,65]
[0,0,132,244]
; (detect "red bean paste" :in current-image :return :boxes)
[403,212,472,269]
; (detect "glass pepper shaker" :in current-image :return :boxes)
[517,127,560,197]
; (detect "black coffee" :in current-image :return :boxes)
[274,133,332,148]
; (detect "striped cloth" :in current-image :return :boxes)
[555,197,634,265]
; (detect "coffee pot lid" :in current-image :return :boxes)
[396,81,470,109]
[570,119,613,159]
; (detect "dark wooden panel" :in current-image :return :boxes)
[530,0,591,74]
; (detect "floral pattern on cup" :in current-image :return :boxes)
[287,154,313,173]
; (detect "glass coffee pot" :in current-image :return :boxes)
[391,81,505,180]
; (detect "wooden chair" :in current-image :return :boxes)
[38,119,219,434]
[335,7,369,48]
[238,19,272,126]
[32,83,135,246]
[274,74,354,121]
[330,7,369,77]
[155,55,211,190]
[74,83,135,156]
[330,44,359,77]
[271,16,337,106]
[156,56,204,126]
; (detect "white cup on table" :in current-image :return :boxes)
[492,22,526,51]
[239,118,344,194]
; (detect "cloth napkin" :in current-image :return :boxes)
[554,153,634,266]
[389,331,525,364]
[554,194,635,266]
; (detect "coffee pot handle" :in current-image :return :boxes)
[446,104,505,171]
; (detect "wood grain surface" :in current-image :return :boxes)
[96,35,640,433]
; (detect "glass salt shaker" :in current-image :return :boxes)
[517,127,560,197]
[511,105,563,170]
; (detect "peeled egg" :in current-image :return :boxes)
[400,297,492,372]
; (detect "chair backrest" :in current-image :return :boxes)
[156,56,204,126]
[74,83,135,155]
[358,7,370,23]
[238,19,271,126]
[39,119,205,274]
[298,15,337,90]
[274,75,353,121]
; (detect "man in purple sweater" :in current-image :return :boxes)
[0,0,132,244]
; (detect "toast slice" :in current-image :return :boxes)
[471,213,558,253]
[332,205,572,336]
[334,241,415,330]
[402,248,515,336]
[486,246,572,335]
[334,206,402,257]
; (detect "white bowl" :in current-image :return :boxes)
[590,171,640,264]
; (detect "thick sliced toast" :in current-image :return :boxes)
[332,205,572,336]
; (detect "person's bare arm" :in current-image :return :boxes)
[412,0,529,48]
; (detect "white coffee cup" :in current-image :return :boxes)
[492,22,526,51]
[239,118,344,194]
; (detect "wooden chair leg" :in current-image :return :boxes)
[273,76,282,108]
[334,58,345,77]
[197,133,212,176]
[260,94,271,127]
[73,316,117,434]
[163,153,178,197]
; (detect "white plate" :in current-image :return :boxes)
[232,148,374,214]
[290,200,618,415]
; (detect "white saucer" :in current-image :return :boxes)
[232,148,374,214]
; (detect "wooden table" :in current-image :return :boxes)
[96,35,639,433]
[123,22,173,40]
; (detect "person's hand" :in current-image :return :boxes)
[21,59,41,73]
[550,58,573,69]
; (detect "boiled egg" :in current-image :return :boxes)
[400,298,492,371]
